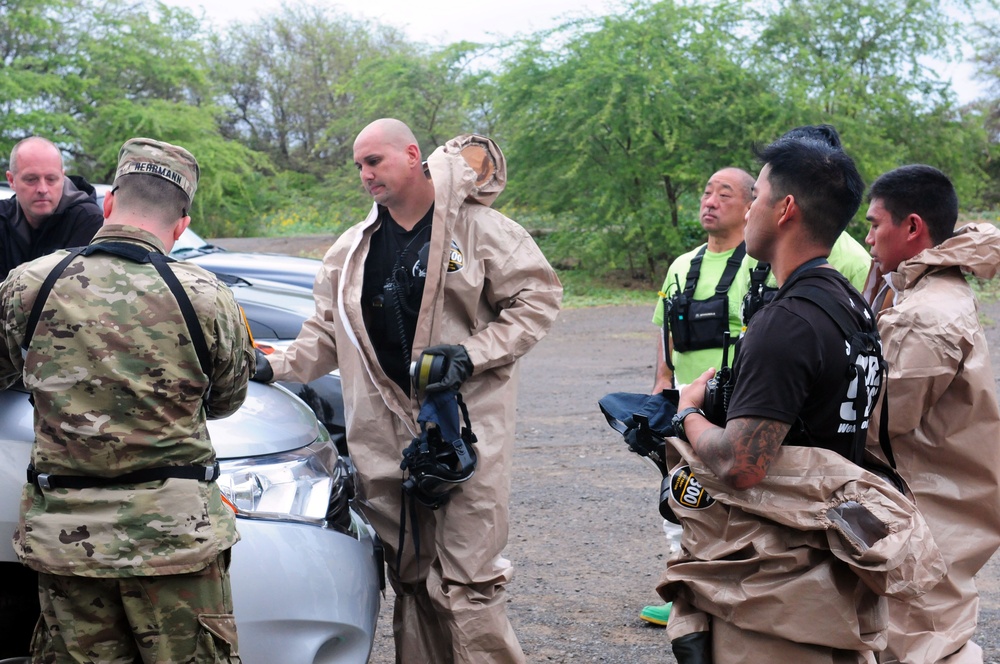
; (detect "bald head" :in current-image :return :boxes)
[354,118,420,155]
[9,137,63,176]
[713,167,755,203]
[700,167,754,250]
[352,118,435,226]
[6,137,66,227]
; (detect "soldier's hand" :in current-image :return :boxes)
[251,347,274,383]
[418,344,473,393]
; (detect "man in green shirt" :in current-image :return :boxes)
[652,167,754,390]
[642,166,754,626]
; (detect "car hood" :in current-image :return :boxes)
[184,251,320,291]
[1,382,323,458]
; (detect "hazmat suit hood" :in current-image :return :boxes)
[428,134,507,208]
[890,222,1000,289]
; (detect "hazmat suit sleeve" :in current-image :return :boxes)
[880,319,963,438]
[461,226,562,374]
[266,242,344,383]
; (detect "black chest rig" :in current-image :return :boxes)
[663,242,746,355]
[741,260,777,329]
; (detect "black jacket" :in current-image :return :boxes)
[0,175,104,279]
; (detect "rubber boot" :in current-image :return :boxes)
[671,631,712,664]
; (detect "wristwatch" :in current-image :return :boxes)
[672,407,706,443]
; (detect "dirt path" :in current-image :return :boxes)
[214,237,1000,663]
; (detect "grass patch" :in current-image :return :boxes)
[557,269,658,309]
[971,274,1000,328]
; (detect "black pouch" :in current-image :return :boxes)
[670,294,729,352]
[665,243,745,354]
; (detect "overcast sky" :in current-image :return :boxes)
[165,0,615,44]
[162,0,986,105]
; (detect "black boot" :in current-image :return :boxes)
[671,631,712,664]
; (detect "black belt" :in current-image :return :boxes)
[27,462,220,491]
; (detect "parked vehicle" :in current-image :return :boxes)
[223,273,347,454]
[172,226,322,291]
[0,381,383,663]
[1,183,323,289]
[0,184,381,663]
[1,183,344,450]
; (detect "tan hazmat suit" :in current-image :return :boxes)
[657,437,946,664]
[268,136,562,663]
[867,222,1000,664]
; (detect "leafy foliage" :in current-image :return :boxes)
[1,0,999,271]
[496,1,783,279]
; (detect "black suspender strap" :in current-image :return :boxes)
[682,245,708,294]
[783,282,871,467]
[878,390,895,468]
[21,242,213,382]
[148,252,213,383]
[680,242,747,297]
[21,247,86,358]
[749,261,771,293]
[714,242,747,295]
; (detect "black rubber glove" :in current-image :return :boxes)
[251,348,274,383]
[419,344,473,393]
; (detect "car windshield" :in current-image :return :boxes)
[171,228,215,255]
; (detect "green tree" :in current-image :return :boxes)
[0,0,275,235]
[753,0,992,205]
[495,0,784,279]
[341,42,494,152]
[0,0,86,150]
[210,3,410,175]
[970,17,1000,207]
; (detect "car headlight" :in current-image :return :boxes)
[217,432,356,532]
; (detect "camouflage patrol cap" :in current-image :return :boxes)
[114,138,199,204]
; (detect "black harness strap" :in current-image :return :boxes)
[783,282,873,467]
[22,241,213,384]
[21,247,86,359]
[681,242,747,298]
[147,252,213,382]
[663,242,747,379]
[776,269,898,477]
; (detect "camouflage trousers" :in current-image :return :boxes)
[30,550,240,664]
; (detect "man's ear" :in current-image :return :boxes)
[103,189,114,219]
[5,171,13,187]
[776,194,796,226]
[173,215,191,241]
[406,143,422,167]
[906,213,926,240]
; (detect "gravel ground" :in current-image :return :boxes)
[215,236,1000,663]
[368,300,1000,664]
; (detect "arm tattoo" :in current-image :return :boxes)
[693,416,791,490]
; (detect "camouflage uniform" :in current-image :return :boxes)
[0,220,253,662]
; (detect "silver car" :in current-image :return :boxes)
[0,381,382,662]
[0,185,382,662]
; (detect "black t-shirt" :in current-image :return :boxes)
[727,266,875,460]
[361,204,434,394]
